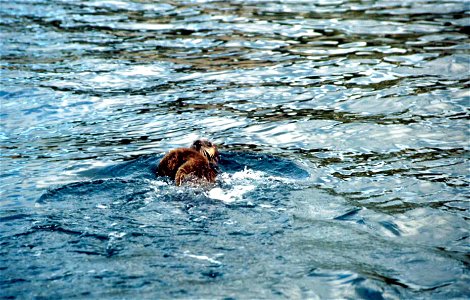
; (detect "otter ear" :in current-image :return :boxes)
[191,140,202,150]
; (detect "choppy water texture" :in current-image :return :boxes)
[1,0,469,299]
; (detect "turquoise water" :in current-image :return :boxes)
[1,0,469,299]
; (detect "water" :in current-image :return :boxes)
[1,0,469,298]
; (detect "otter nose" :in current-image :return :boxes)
[206,147,216,158]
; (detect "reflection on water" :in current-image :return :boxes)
[1,0,469,299]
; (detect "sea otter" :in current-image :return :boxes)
[157,139,220,186]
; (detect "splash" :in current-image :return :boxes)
[207,167,287,203]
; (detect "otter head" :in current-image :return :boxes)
[191,139,220,166]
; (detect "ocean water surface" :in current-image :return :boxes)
[1,0,469,299]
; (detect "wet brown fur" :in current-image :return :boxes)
[157,140,219,186]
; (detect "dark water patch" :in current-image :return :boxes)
[2,151,460,298]
[77,155,160,180]
[0,213,31,223]
[334,208,362,221]
[220,151,310,179]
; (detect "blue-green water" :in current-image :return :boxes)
[1,0,469,299]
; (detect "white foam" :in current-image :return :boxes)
[109,232,126,238]
[207,185,255,203]
[183,251,222,265]
[231,167,266,181]
[207,167,287,203]
[220,166,284,184]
